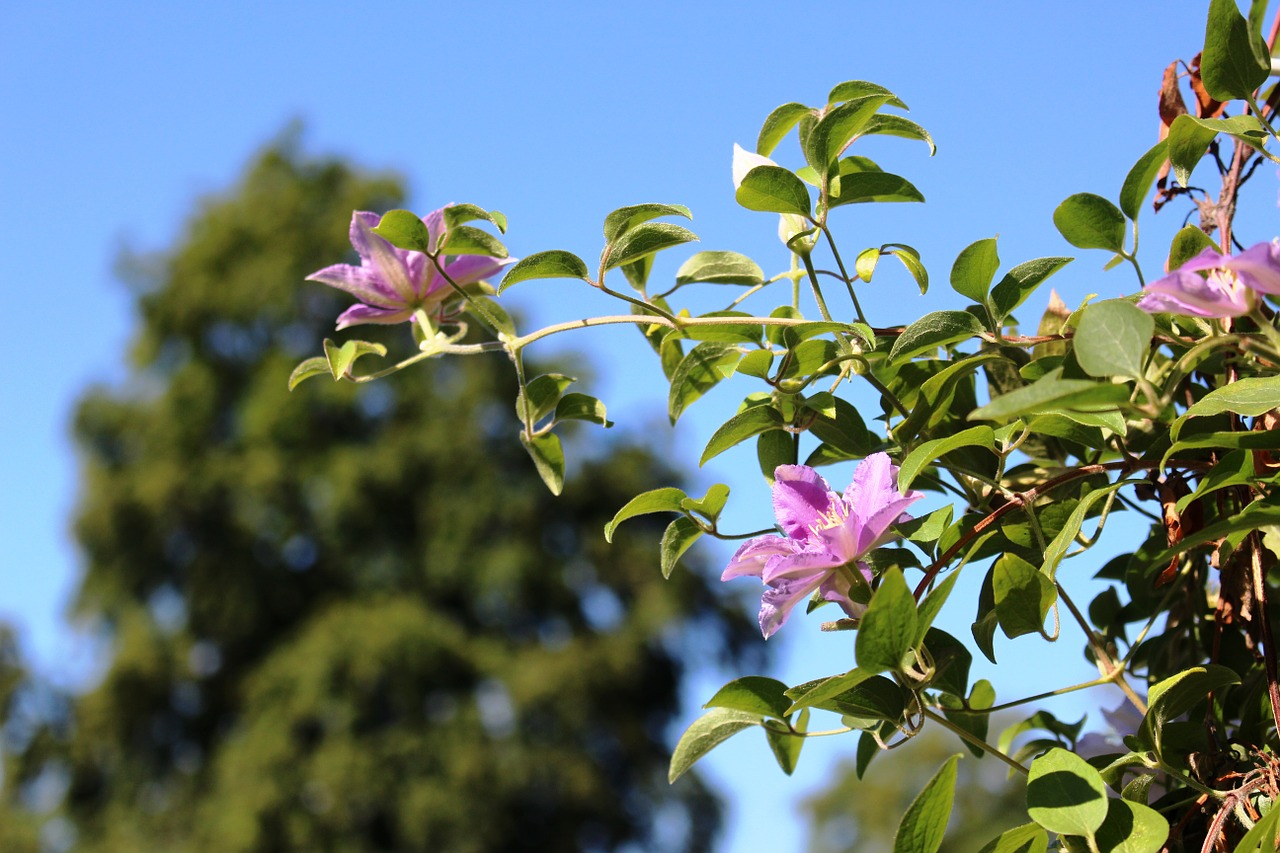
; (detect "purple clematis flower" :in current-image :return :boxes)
[1136,240,1280,318]
[307,207,511,330]
[723,454,924,639]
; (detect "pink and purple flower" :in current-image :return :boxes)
[723,454,924,639]
[1137,240,1280,318]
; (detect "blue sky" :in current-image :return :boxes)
[4,1,1275,849]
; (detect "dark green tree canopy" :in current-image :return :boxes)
[17,139,762,852]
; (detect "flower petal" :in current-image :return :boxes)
[819,565,871,619]
[732,143,777,189]
[306,263,402,309]
[758,573,826,639]
[771,465,835,539]
[722,535,798,581]
[1227,239,1280,295]
[334,303,414,330]
[1137,269,1250,318]
[844,453,925,554]
[351,212,419,303]
[759,548,841,584]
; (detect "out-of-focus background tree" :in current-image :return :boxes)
[0,140,764,852]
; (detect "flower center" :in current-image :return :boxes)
[807,499,850,537]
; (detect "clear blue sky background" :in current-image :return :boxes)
[4,1,1276,850]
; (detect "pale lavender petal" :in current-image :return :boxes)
[422,206,447,254]
[759,548,842,584]
[1176,246,1229,274]
[334,303,414,330]
[1227,240,1280,295]
[818,565,871,619]
[841,453,924,555]
[758,573,826,639]
[352,212,419,303]
[771,465,835,539]
[306,263,403,309]
[722,535,799,580]
[1137,269,1250,318]
[855,493,925,555]
[443,254,512,286]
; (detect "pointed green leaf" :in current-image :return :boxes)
[704,676,792,718]
[993,553,1056,640]
[784,668,875,714]
[660,515,702,578]
[465,294,516,337]
[1092,798,1169,853]
[605,221,698,271]
[976,824,1049,853]
[700,405,786,465]
[914,571,960,648]
[322,338,388,379]
[668,707,759,783]
[883,243,929,294]
[1168,114,1272,187]
[856,568,918,673]
[805,95,894,170]
[1179,373,1280,422]
[675,251,765,287]
[668,342,743,422]
[499,250,590,291]
[603,203,692,242]
[898,426,995,493]
[1139,665,1240,755]
[1026,747,1109,837]
[553,392,611,427]
[1167,225,1218,272]
[1119,140,1170,221]
[517,373,575,425]
[855,247,880,282]
[442,203,507,233]
[441,224,508,258]
[888,311,982,363]
[681,482,730,522]
[892,754,961,853]
[288,356,333,390]
[519,431,564,495]
[859,114,935,155]
[829,171,925,207]
[828,80,908,109]
[1201,0,1270,101]
[604,487,688,542]
[1073,300,1153,380]
[757,102,813,157]
[1053,193,1126,252]
[969,371,1128,422]
[370,209,432,252]
[1040,482,1126,578]
[1235,800,1280,852]
[765,708,807,775]
[949,237,1000,303]
[735,165,812,216]
[990,257,1073,319]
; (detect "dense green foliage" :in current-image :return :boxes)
[5,141,761,851]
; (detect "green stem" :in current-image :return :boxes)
[818,224,869,325]
[920,708,1029,775]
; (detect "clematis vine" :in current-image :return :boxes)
[731,144,818,254]
[722,454,924,639]
[1136,239,1280,318]
[308,207,511,330]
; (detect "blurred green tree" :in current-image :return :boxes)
[18,138,762,852]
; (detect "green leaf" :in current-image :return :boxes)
[1073,300,1153,380]
[949,237,1000,303]
[1167,225,1218,272]
[1040,483,1126,578]
[553,392,611,427]
[700,405,786,465]
[737,349,774,379]
[757,429,794,480]
[517,373,576,425]
[465,294,516,337]
[969,370,1128,422]
[1176,374,1280,430]
[1053,193,1126,252]
[1138,665,1240,755]
[829,171,925,207]
[606,222,698,271]
[674,251,765,287]
[681,482,730,521]
[807,397,873,459]
[1175,449,1252,511]
[856,569,918,673]
[1235,801,1280,852]
[859,114,936,155]
[1025,747,1109,838]
[603,203,692,242]
[519,431,565,495]
[1167,114,1272,187]
[498,250,590,292]
[1118,140,1169,220]
[369,209,432,252]
[1092,798,1169,853]
[914,571,960,648]
[765,708,807,775]
[735,165,812,216]
[322,338,388,379]
[441,203,507,233]
[784,668,875,714]
[990,257,1073,320]
[1201,0,1270,101]
[441,224,508,258]
[1163,429,1280,469]
[668,707,759,783]
[704,676,792,718]
[288,356,333,390]
[668,342,743,423]
[1149,498,1280,564]
[992,553,1056,640]
[757,102,813,157]
[898,426,996,492]
[805,95,894,171]
[828,80,908,109]
[604,487,688,542]
[883,243,929,294]
[888,311,982,363]
[976,823,1049,853]
[660,515,703,578]
[892,754,961,853]
[855,247,880,282]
